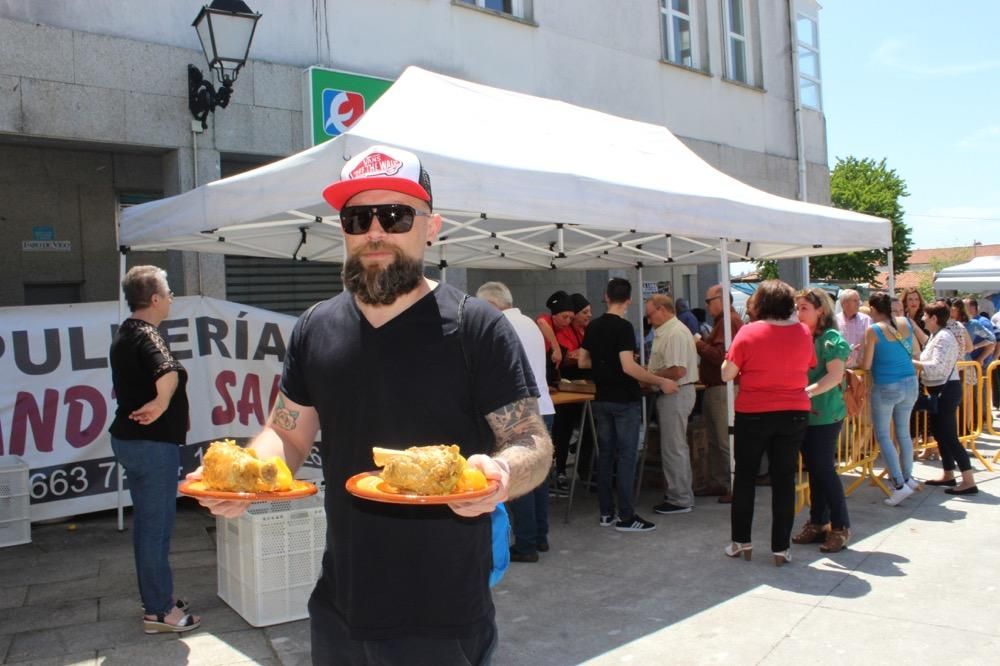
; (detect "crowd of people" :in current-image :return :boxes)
[503,278,992,570]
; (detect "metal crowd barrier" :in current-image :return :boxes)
[796,360,994,515]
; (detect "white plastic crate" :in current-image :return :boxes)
[0,457,29,498]
[216,488,326,627]
[0,457,30,547]
[0,518,30,548]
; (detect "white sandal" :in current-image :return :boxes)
[143,612,201,634]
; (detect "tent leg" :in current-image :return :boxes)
[117,251,126,533]
[719,240,736,492]
[887,249,895,295]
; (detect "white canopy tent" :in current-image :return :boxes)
[120,66,889,270]
[933,256,1000,294]
[117,66,891,525]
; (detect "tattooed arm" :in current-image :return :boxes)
[449,396,553,518]
[248,391,320,473]
[195,391,319,518]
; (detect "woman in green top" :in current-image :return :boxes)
[792,288,853,553]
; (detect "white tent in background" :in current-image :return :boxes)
[933,256,1000,294]
[120,66,890,270]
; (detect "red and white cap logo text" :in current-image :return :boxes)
[349,152,403,180]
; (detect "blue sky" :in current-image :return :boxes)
[820,1,999,251]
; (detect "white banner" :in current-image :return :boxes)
[0,296,319,522]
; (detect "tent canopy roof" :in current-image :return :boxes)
[934,255,1000,293]
[120,66,890,270]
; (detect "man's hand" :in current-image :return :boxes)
[550,346,563,365]
[448,454,510,517]
[185,467,252,518]
[659,377,679,394]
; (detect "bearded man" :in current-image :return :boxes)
[198,145,552,665]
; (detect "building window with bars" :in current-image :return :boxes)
[722,0,751,85]
[660,0,698,68]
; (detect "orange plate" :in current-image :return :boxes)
[178,479,318,501]
[345,471,498,505]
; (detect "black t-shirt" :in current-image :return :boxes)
[581,313,641,403]
[108,318,189,444]
[281,283,537,640]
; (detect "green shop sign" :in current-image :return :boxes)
[302,67,394,147]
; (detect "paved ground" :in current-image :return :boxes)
[2,432,999,666]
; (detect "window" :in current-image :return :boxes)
[723,0,750,84]
[660,0,697,68]
[456,0,531,21]
[796,14,822,109]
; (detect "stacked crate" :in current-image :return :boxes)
[0,457,30,547]
[216,485,326,626]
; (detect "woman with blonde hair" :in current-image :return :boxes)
[792,288,852,552]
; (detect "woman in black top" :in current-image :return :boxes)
[109,265,199,634]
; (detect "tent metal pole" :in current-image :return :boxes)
[637,265,647,472]
[117,250,126,532]
[886,248,895,295]
[440,244,447,284]
[719,239,735,492]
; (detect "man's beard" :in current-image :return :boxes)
[342,242,425,306]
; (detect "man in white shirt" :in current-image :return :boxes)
[477,282,556,562]
[646,294,700,515]
[835,289,871,368]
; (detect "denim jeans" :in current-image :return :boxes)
[732,411,808,552]
[926,380,971,473]
[509,415,553,555]
[110,436,180,616]
[870,374,919,487]
[591,400,641,520]
[801,421,850,529]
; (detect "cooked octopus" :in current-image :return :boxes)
[373,444,466,495]
[202,439,293,492]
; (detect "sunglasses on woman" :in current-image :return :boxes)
[339,204,431,235]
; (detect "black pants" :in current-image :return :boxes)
[732,411,809,552]
[552,403,593,480]
[801,421,850,530]
[927,381,972,473]
[309,591,497,666]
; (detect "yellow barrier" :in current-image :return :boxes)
[796,361,993,515]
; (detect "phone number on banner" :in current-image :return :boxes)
[28,441,323,504]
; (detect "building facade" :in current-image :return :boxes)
[0,0,827,315]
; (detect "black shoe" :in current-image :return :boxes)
[509,548,539,562]
[653,502,692,515]
[945,486,979,496]
[924,478,957,487]
[537,541,550,552]
[614,514,656,532]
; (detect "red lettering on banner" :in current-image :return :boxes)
[64,385,107,449]
[237,373,264,426]
[268,375,281,413]
[212,370,237,425]
[8,389,59,455]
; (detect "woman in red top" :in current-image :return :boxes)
[558,293,592,378]
[721,280,816,566]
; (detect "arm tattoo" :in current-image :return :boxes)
[485,397,553,498]
[272,395,300,431]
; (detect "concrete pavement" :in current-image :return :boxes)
[2,432,998,665]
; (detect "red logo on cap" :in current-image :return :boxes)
[349,153,403,180]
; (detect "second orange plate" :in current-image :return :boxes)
[345,471,498,505]
[178,479,318,501]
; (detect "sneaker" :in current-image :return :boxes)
[884,483,914,506]
[599,514,616,527]
[614,514,656,532]
[905,477,922,491]
[653,502,693,515]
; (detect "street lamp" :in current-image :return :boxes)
[188,0,262,129]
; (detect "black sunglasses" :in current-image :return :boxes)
[339,204,431,235]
